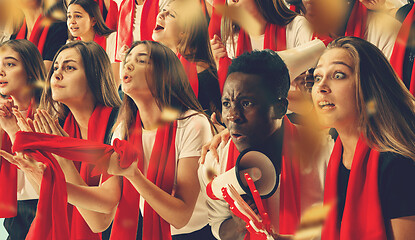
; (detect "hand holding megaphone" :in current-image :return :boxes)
[222,173,274,240]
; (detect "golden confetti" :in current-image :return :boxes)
[305,0,347,36]
[160,106,180,123]
[214,4,262,36]
[366,99,377,116]
[49,8,66,22]
[294,202,332,240]
[171,0,205,28]
[33,80,47,90]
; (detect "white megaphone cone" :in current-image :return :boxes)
[278,39,326,82]
[205,149,279,200]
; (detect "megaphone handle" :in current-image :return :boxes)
[244,173,271,232]
[222,187,251,223]
[246,222,273,240]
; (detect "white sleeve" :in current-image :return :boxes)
[106,32,117,63]
[177,113,213,159]
[111,123,125,144]
[286,16,314,49]
[198,150,232,240]
[365,12,401,60]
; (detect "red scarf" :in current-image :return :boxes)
[177,53,199,98]
[225,116,300,237]
[11,130,138,240]
[110,111,177,240]
[390,4,415,96]
[116,0,159,61]
[207,0,230,94]
[77,34,106,51]
[216,23,286,93]
[95,0,119,31]
[208,0,224,40]
[62,105,114,240]
[322,137,386,240]
[16,15,50,57]
[344,0,367,38]
[0,100,35,218]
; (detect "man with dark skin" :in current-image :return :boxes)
[198,50,327,239]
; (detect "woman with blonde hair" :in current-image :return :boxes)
[311,36,415,239]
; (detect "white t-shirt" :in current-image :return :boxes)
[198,126,333,239]
[226,16,314,58]
[112,110,213,235]
[106,32,117,63]
[365,11,401,60]
[13,110,39,200]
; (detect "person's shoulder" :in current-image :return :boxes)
[378,151,415,185]
[203,139,232,169]
[177,110,210,127]
[285,15,313,47]
[286,15,310,29]
[45,19,68,40]
[379,152,415,171]
[48,20,67,31]
[367,11,401,33]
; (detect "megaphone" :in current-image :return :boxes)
[278,39,326,82]
[204,149,279,200]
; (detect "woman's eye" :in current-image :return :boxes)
[333,72,345,79]
[53,66,59,71]
[169,13,175,18]
[65,66,75,71]
[138,58,147,64]
[222,101,230,108]
[6,63,15,67]
[314,75,322,82]
[75,15,81,18]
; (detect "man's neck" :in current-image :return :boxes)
[258,121,285,174]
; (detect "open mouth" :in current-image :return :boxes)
[122,75,132,83]
[0,81,8,86]
[154,24,164,31]
[70,27,79,31]
[231,133,246,141]
[318,101,335,110]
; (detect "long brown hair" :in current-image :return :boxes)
[328,36,415,160]
[118,41,215,139]
[173,0,216,70]
[221,0,297,55]
[67,0,114,40]
[0,39,46,102]
[41,41,122,119]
